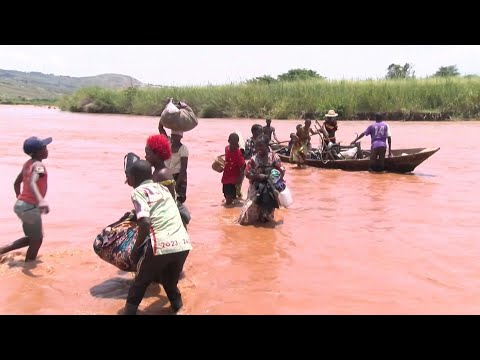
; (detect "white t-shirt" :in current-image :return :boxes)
[165,144,189,175]
[131,180,191,255]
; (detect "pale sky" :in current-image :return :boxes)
[0,45,479,86]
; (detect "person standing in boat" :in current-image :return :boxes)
[263,118,280,144]
[289,119,312,166]
[351,112,392,172]
[322,109,339,149]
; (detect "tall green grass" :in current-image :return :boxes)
[0,97,58,106]
[58,77,480,119]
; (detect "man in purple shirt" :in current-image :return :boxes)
[351,113,392,172]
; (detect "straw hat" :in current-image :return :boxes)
[325,109,338,117]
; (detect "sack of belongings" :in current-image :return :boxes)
[160,99,198,132]
[93,212,139,272]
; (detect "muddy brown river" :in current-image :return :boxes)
[1,105,479,314]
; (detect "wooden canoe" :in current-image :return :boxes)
[277,147,440,173]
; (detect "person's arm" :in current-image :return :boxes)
[386,124,392,156]
[158,123,168,138]
[246,172,267,181]
[176,145,189,184]
[237,163,246,184]
[318,122,330,139]
[14,171,22,197]
[272,127,280,143]
[352,127,370,145]
[237,152,246,183]
[130,190,152,255]
[134,217,151,253]
[30,164,49,214]
[351,133,365,145]
[244,159,267,181]
[178,157,188,183]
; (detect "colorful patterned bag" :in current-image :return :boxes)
[93,212,139,272]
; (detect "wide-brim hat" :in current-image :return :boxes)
[325,109,338,117]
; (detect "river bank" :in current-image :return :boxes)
[55,77,480,120]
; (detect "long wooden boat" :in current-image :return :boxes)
[277,147,440,173]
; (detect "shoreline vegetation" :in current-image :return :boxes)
[7,77,480,120]
[0,97,57,106]
[58,77,480,121]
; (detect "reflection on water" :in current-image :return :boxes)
[1,106,480,314]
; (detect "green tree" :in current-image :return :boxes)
[386,63,415,79]
[277,68,324,82]
[247,75,277,84]
[433,65,460,77]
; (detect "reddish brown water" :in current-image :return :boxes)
[1,105,479,315]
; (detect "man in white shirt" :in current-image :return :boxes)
[124,160,192,315]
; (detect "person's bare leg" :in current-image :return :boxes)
[0,237,30,255]
[25,236,43,261]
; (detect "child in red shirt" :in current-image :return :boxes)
[222,133,245,205]
[0,136,52,262]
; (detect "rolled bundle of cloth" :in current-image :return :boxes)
[93,212,139,272]
[160,99,198,132]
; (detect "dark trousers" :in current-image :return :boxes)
[126,242,190,308]
[369,146,387,172]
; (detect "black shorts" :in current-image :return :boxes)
[222,184,236,197]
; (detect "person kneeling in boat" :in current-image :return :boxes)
[239,135,285,225]
[350,112,392,172]
[123,160,192,315]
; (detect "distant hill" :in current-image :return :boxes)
[0,69,143,100]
